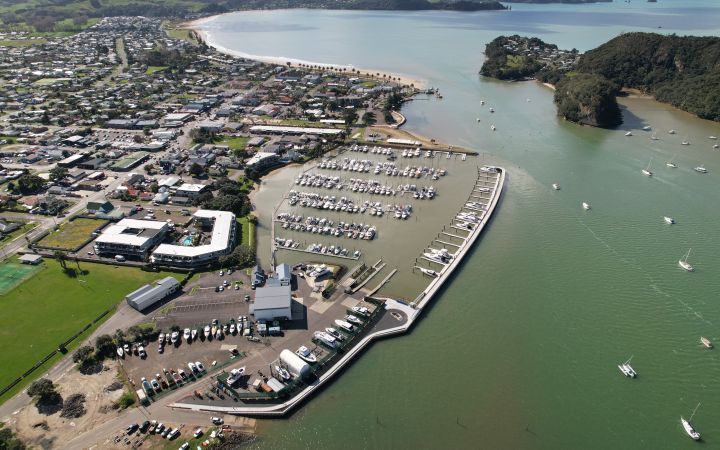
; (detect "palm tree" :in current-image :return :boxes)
[54,250,68,270]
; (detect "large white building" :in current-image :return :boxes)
[151,209,236,267]
[126,276,181,311]
[94,218,170,259]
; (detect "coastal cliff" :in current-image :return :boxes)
[481,32,720,127]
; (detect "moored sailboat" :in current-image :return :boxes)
[679,248,694,272]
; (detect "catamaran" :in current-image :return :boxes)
[618,356,637,378]
[679,249,694,272]
[642,159,653,176]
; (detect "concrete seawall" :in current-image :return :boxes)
[169,167,506,416]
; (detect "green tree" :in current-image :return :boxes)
[72,345,95,364]
[95,334,116,359]
[343,109,358,126]
[219,244,255,269]
[188,163,203,177]
[16,174,46,194]
[361,111,377,126]
[0,424,27,450]
[49,166,68,181]
[54,250,68,270]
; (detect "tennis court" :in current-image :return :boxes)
[0,262,42,295]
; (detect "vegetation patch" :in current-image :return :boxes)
[0,39,45,46]
[0,221,37,247]
[0,259,182,403]
[145,65,168,75]
[36,217,107,250]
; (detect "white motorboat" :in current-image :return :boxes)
[183,328,191,342]
[582,202,591,210]
[625,131,633,136]
[669,129,677,134]
[418,267,438,277]
[641,159,653,176]
[296,346,317,363]
[679,248,694,272]
[325,327,345,341]
[423,251,449,264]
[489,107,495,113]
[226,367,246,385]
[681,138,690,145]
[642,125,651,131]
[700,337,713,349]
[476,117,481,122]
[552,183,560,190]
[490,124,496,131]
[191,329,197,340]
[204,325,211,338]
[650,133,659,141]
[710,136,718,140]
[681,417,701,441]
[275,365,292,381]
[313,331,337,348]
[335,319,355,332]
[664,216,675,224]
[694,165,707,173]
[345,315,363,325]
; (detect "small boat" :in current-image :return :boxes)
[669,129,677,134]
[694,165,707,173]
[642,125,651,131]
[625,131,633,136]
[116,347,124,358]
[650,133,659,141]
[664,216,675,224]
[681,136,690,145]
[296,346,317,363]
[710,136,718,140]
[314,331,337,348]
[325,327,345,340]
[418,267,438,277]
[642,159,653,177]
[490,124,496,131]
[666,154,677,168]
[226,367,246,385]
[700,337,713,349]
[476,117,481,122]
[582,202,591,210]
[618,357,637,378]
[204,325,211,338]
[191,329,197,340]
[275,365,292,381]
[552,183,560,190]
[679,248,694,272]
[489,107,495,113]
[681,416,701,441]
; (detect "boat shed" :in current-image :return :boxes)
[126,276,181,311]
[19,254,43,265]
[250,284,292,321]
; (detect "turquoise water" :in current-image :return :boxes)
[182,235,194,246]
[198,3,720,449]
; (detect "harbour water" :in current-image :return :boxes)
[197,2,720,448]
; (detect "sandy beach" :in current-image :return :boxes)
[182,15,426,89]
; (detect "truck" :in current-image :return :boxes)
[135,389,149,405]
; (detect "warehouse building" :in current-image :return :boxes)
[126,276,181,311]
[250,284,292,321]
[93,218,170,260]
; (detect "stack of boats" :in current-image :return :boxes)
[306,243,361,258]
[276,213,377,240]
[273,237,300,249]
[349,144,395,156]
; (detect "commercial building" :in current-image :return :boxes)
[276,263,291,286]
[93,218,170,260]
[151,210,236,267]
[245,152,279,171]
[175,183,207,199]
[250,284,292,321]
[126,276,181,311]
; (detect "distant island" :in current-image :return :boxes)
[481,33,720,127]
[502,0,610,3]
[0,0,506,33]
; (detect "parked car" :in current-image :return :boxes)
[150,379,161,391]
[139,421,150,433]
[188,362,198,373]
[195,361,205,372]
[211,417,223,425]
[193,428,203,438]
[179,443,189,450]
[126,424,139,434]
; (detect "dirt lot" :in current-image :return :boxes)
[10,361,128,450]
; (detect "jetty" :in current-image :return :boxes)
[169,165,505,416]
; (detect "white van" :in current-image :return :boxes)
[114,255,126,262]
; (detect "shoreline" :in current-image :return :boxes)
[182,15,427,89]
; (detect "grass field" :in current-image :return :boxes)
[237,216,255,249]
[37,217,107,250]
[0,39,46,46]
[217,135,249,154]
[145,65,168,75]
[0,259,184,403]
[0,136,18,146]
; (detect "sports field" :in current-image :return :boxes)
[0,259,184,403]
[0,262,41,295]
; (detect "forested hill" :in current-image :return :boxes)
[577,32,720,121]
[0,0,506,33]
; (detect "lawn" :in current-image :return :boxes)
[36,217,107,250]
[0,39,46,47]
[0,259,184,403]
[0,221,37,247]
[0,136,17,146]
[217,135,249,154]
[145,65,168,75]
[237,216,255,249]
